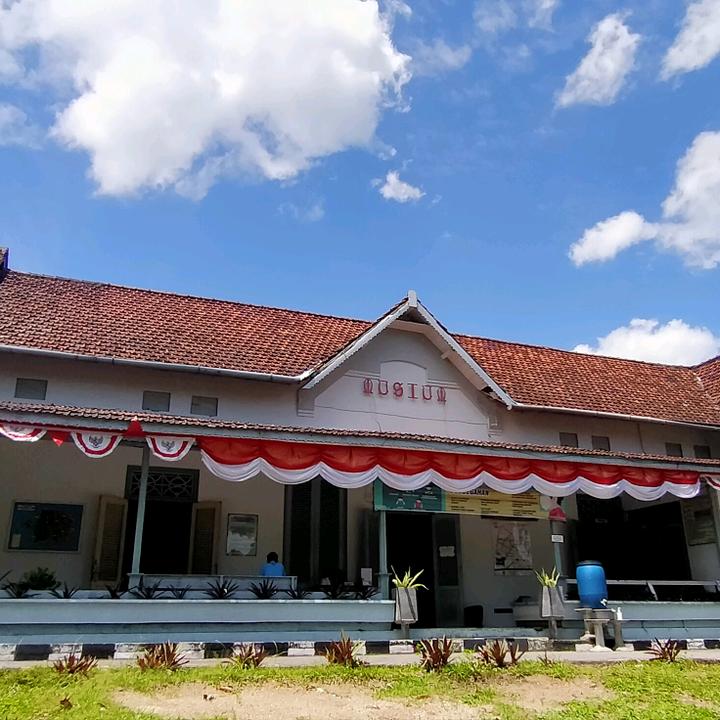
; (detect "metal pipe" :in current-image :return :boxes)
[0,343,308,383]
[130,445,150,575]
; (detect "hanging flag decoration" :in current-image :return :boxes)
[198,436,703,501]
[146,435,194,461]
[72,432,122,458]
[0,424,46,442]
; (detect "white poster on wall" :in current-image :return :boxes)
[493,522,533,575]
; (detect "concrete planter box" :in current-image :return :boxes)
[539,587,564,619]
[393,588,419,624]
[0,598,393,626]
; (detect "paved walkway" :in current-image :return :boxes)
[4,649,720,669]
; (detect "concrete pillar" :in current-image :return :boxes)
[130,445,150,575]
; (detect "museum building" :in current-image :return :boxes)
[1,245,720,644]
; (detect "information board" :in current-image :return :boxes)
[8,502,83,552]
[373,482,543,519]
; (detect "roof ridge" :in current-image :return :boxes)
[694,354,720,370]
[9,270,373,326]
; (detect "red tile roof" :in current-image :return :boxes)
[2,400,719,468]
[697,357,720,408]
[1,270,719,427]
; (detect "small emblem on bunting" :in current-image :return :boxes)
[72,432,121,458]
[147,435,194,461]
[0,424,46,442]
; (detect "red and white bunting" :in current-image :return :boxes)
[147,435,194,461]
[0,424,46,442]
[704,475,720,492]
[72,432,121,458]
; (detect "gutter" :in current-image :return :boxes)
[0,344,311,384]
[510,401,720,432]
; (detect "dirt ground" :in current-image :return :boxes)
[115,677,612,719]
[497,675,610,712]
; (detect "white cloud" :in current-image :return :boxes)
[0,0,410,198]
[375,171,425,202]
[574,318,720,366]
[474,0,560,34]
[411,39,472,76]
[278,199,325,223]
[0,103,42,148]
[662,0,720,79]
[570,131,720,269]
[556,13,640,108]
[474,0,519,35]
[569,211,656,265]
[528,0,560,29]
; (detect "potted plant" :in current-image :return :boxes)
[391,567,426,629]
[535,567,564,639]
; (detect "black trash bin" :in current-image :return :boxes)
[464,604,484,628]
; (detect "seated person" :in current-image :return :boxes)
[260,551,285,577]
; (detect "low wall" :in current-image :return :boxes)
[513,600,720,640]
[0,598,394,644]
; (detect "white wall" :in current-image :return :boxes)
[0,440,285,586]
[2,332,717,458]
[460,515,556,626]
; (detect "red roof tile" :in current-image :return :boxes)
[2,400,718,468]
[1,270,719,427]
[457,335,720,426]
[697,356,720,407]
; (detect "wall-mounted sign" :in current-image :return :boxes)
[362,378,446,403]
[494,522,533,575]
[8,502,83,552]
[373,481,543,519]
[226,513,258,556]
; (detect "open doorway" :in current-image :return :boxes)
[121,466,198,577]
[387,513,436,627]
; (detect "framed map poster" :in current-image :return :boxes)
[226,513,258,556]
[8,502,83,552]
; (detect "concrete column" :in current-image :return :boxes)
[130,445,150,575]
[378,510,390,599]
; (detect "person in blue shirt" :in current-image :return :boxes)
[260,551,285,577]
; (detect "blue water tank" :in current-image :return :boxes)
[576,561,607,608]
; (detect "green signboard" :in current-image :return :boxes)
[373,481,543,520]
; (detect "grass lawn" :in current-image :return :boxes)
[2,657,720,719]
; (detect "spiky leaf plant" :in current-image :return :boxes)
[226,643,270,669]
[324,634,364,668]
[137,643,188,671]
[52,654,98,676]
[417,637,454,672]
[205,578,242,600]
[476,639,525,669]
[649,638,682,663]
[248,580,278,599]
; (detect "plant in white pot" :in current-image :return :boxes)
[535,567,564,640]
[391,567,426,633]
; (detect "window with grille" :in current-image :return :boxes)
[591,435,611,451]
[559,432,579,448]
[125,467,199,502]
[142,390,170,412]
[694,445,711,459]
[15,378,47,400]
[191,395,218,417]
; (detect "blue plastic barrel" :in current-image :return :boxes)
[576,561,607,608]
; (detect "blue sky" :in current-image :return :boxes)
[1,0,719,365]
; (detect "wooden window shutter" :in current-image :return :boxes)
[92,496,128,587]
[189,501,221,574]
